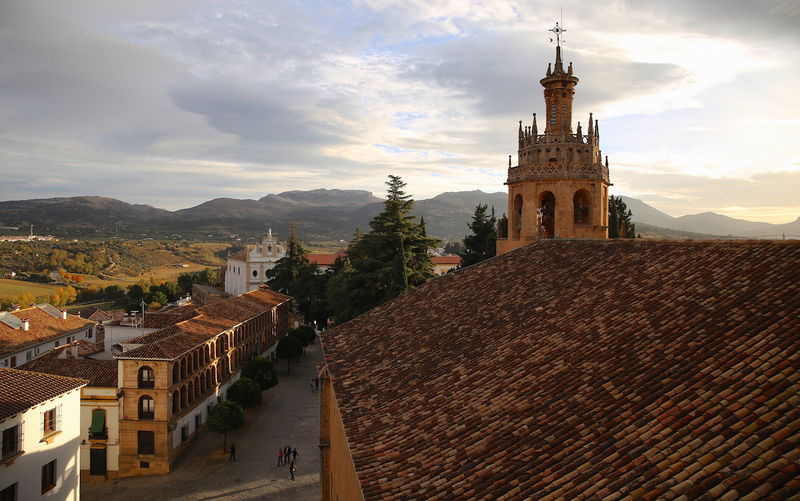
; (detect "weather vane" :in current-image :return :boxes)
[548,9,566,47]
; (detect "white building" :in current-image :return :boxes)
[0,368,86,501]
[0,305,96,368]
[17,358,121,480]
[224,229,286,296]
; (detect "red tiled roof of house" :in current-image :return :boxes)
[308,253,343,266]
[0,368,87,420]
[42,339,104,359]
[78,307,124,323]
[431,255,461,265]
[322,240,800,500]
[142,302,202,329]
[117,288,291,361]
[228,250,248,261]
[0,306,96,357]
[19,357,117,388]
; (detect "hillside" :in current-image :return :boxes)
[0,190,795,241]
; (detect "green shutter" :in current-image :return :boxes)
[89,409,105,434]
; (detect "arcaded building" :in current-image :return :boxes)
[497,42,610,255]
[113,287,291,476]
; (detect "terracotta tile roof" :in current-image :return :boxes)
[19,357,117,388]
[42,339,104,358]
[142,302,202,329]
[0,306,96,357]
[308,253,345,266]
[431,255,461,265]
[117,288,291,361]
[229,250,248,261]
[0,368,87,420]
[78,307,124,323]
[322,240,800,501]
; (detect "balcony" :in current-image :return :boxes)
[88,426,108,441]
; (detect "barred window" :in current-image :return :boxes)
[41,459,57,493]
[1,424,22,459]
[41,405,61,437]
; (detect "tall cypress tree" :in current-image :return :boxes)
[608,196,636,238]
[459,204,497,268]
[328,175,438,324]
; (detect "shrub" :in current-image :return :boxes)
[227,377,262,408]
[242,357,277,389]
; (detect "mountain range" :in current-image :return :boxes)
[0,190,796,242]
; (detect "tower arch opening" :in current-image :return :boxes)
[512,194,523,239]
[573,189,591,224]
[539,192,555,239]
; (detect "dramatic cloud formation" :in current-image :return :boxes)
[0,0,798,222]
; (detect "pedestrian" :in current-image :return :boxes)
[277,447,283,466]
[292,447,298,462]
[284,445,291,465]
[314,377,319,391]
[229,442,236,463]
[310,380,315,391]
[289,460,296,481]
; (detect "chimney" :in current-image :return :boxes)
[21,319,29,331]
[61,310,68,320]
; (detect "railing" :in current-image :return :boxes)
[519,133,596,147]
[88,426,108,440]
[507,162,609,183]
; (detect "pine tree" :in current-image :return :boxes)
[608,196,636,238]
[459,204,497,268]
[328,176,438,324]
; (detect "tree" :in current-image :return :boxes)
[608,196,636,238]
[227,377,262,408]
[459,204,497,268]
[443,241,463,255]
[276,335,303,373]
[327,176,438,323]
[242,356,277,389]
[288,328,309,349]
[293,325,317,345]
[207,401,244,452]
[177,268,217,295]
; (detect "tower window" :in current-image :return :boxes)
[573,190,591,224]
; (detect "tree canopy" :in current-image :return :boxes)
[276,335,303,372]
[266,226,331,324]
[227,377,262,408]
[207,400,244,451]
[608,196,636,238]
[327,176,438,323]
[459,204,497,268]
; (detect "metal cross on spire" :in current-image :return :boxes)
[549,9,566,47]
[549,21,566,47]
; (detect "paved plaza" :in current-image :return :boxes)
[83,341,324,501]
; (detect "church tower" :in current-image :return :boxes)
[497,24,610,255]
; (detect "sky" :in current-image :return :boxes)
[0,0,798,223]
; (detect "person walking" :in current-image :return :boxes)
[292,447,298,462]
[284,445,291,464]
[289,460,296,481]
[229,442,236,463]
[277,447,283,466]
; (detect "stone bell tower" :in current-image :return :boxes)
[497,23,610,255]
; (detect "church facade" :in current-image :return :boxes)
[224,229,286,296]
[497,44,610,255]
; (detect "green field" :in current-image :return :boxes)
[0,278,60,301]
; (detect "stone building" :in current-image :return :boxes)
[113,287,291,477]
[224,229,286,296]
[497,42,610,255]
[320,240,800,500]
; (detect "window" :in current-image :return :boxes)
[42,406,59,437]
[140,461,150,469]
[8,357,15,369]
[0,482,16,501]
[181,425,189,442]
[252,269,258,278]
[138,396,155,420]
[137,431,154,455]
[195,414,202,430]
[25,351,32,362]
[88,409,106,440]
[87,328,93,339]
[1,425,21,459]
[138,366,155,389]
[41,460,56,493]
[54,339,60,347]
